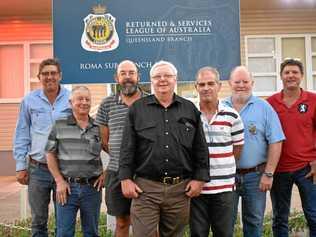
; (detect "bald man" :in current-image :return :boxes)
[223,66,284,237]
[95,60,145,237]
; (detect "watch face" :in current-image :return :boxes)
[264,172,273,177]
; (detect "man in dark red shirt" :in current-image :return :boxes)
[267,58,316,237]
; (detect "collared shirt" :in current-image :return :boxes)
[46,115,103,178]
[13,87,71,171]
[118,94,210,181]
[95,91,147,172]
[199,101,244,194]
[267,89,316,172]
[223,95,285,169]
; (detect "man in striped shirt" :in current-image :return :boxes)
[95,60,145,237]
[190,66,244,237]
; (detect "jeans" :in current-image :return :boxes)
[190,192,234,237]
[56,182,102,237]
[28,162,55,237]
[271,165,316,237]
[233,171,266,237]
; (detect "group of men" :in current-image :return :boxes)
[13,57,316,237]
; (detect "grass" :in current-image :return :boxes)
[0,211,309,237]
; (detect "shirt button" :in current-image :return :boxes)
[165,108,168,112]
[165,119,169,123]
[164,172,168,176]
[165,145,169,149]
[165,159,169,162]
[165,131,169,135]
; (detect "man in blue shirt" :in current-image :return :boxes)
[13,58,71,237]
[223,66,285,237]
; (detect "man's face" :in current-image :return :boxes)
[281,65,303,90]
[70,90,91,117]
[116,61,139,96]
[229,69,254,100]
[151,64,176,96]
[195,70,221,103]
[38,65,61,94]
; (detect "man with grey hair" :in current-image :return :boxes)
[190,66,244,237]
[223,66,284,237]
[46,86,105,236]
[95,60,145,237]
[119,60,209,237]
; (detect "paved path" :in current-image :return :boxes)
[0,176,303,224]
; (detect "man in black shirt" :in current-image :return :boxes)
[119,60,209,237]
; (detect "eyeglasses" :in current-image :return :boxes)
[40,71,60,77]
[151,74,176,80]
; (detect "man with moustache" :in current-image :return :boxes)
[223,66,284,237]
[190,67,244,237]
[119,60,209,237]
[46,86,105,236]
[13,58,71,237]
[267,59,316,236]
[95,60,145,237]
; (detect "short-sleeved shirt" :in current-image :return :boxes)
[267,89,316,172]
[95,91,146,172]
[46,115,103,178]
[199,102,244,194]
[223,95,285,169]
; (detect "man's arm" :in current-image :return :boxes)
[259,141,282,191]
[13,100,31,185]
[233,145,243,160]
[46,152,70,205]
[99,125,109,152]
[119,107,143,198]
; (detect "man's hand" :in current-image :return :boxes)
[121,179,143,198]
[185,180,205,198]
[93,172,106,191]
[16,170,29,185]
[305,160,316,184]
[259,175,273,192]
[56,179,71,206]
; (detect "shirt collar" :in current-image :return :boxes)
[39,85,67,101]
[276,88,308,103]
[115,87,145,105]
[146,93,182,106]
[67,114,95,129]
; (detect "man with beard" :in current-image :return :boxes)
[223,66,284,237]
[95,60,145,237]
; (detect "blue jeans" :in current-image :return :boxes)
[56,182,102,237]
[28,162,56,237]
[233,171,266,237]
[270,165,316,237]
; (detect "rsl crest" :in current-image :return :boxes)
[81,4,119,52]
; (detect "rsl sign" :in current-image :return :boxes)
[81,4,119,52]
[53,0,240,84]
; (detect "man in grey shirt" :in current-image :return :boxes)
[95,60,144,237]
[46,86,105,236]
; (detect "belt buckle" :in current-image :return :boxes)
[162,177,172,185]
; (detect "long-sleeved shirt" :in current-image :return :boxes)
[13,87,71,171]
[119,94,210,182]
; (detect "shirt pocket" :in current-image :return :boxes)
[176,117,196,149]
[135,122,157,143]
[30,108,50,131]
[87,135,102,156]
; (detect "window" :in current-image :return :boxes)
[245,34,316,95]
[0,41,52,103]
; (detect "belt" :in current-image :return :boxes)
[139,175,190,185]
[65,176,99,185]
[29,157,48,168]
[237,163,266,175]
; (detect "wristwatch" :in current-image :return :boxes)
[263,171,274,178]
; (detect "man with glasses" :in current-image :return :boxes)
[268,59,316,236]
[119,60,209,237]
[95,60,145,237]
[13,58,71,236]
